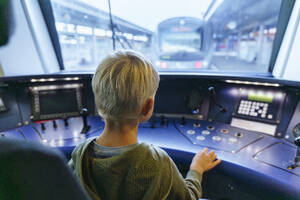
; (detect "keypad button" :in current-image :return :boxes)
[193,123,201,128]
[267,114,273,119]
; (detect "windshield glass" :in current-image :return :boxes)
[50,0,283,73]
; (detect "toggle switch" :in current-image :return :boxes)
[64,118,69,127]
[41,123,46,131]
[53,120,57,129]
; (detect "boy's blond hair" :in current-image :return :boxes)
[92,50,159,120]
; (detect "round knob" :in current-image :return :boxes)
[80,108,88,116]
[295,136,300,147]
[180,117,186,126]
[208,86,216,95]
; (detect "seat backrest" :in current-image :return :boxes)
[0,138,91,200]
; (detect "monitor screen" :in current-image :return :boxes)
[30,84,83,120]
[39,89,78,115]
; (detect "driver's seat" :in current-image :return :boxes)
[0,138,91,200]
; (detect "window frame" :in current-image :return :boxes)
[38,0,64,70]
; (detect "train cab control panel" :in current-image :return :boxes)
[1,74,300,199]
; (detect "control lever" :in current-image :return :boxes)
[208,86,227,113]
[41,123,46,131]
[64,118,69,127]
[150,116,156,128]
[53,120,57,129]
[295,136,300,163]
[180,116,186,126]
[160,116,168,127]
[193,119,200,127]
[81,108,91,134]
[288,136,300,170]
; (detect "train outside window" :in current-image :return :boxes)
[50,0,282,73]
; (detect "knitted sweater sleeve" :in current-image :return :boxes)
[167,156,203,200]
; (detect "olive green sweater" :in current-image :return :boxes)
[69,137,203,200]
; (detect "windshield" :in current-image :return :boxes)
[50,0,283,73]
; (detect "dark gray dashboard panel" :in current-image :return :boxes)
[254,142,300,177]
[285,100,300,143]
[0,86,23,131]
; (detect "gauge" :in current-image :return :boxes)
[292,123,300,138]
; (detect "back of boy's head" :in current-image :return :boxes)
[92,50,159,120]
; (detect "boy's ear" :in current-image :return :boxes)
[141,98,154,117]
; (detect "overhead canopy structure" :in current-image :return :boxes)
[205,0,282,37]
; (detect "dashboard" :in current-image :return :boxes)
[0,74,300,199]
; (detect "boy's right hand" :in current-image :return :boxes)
[190,148,221,174]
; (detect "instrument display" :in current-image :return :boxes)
[30,84,83,121]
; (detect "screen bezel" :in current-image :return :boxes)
[232,90,286,125]
[29,84,83,121]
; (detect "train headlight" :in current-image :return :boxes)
[195,61,202,69]
[161,61,167,68]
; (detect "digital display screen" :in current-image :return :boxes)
[39,89,78,115]
[248,93,273,103]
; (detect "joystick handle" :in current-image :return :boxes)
[41,123,46,131]
[208,86,227,113]
[150,116,156,128]
[180,116,186,126]
[295,136,300,163]
[160,116,168,127]
[64,118,69,127]
[295,136,300,147]
[80,108,91,134]
[53,120,57,129]
[208,86,216,96]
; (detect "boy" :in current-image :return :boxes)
[69,50,221,200]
